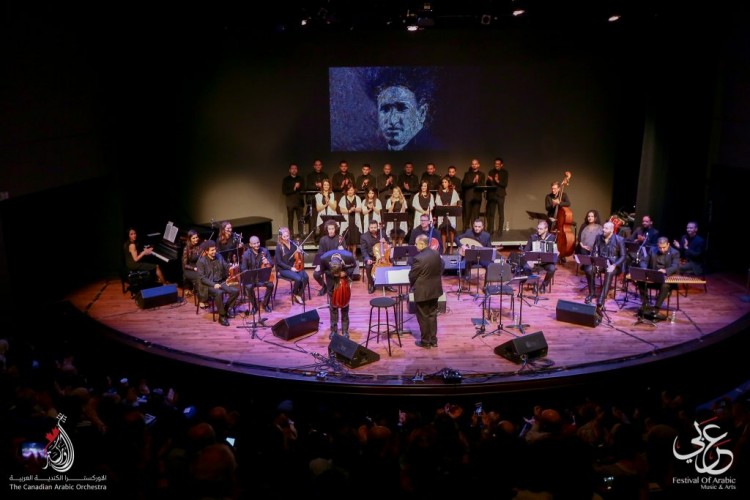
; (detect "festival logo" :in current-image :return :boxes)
[673,416,733,475]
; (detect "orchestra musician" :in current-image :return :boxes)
[182,229,207,308]
[637,236,680,320]
[458,219,492,250]
[314,179,337,234]
[672,221,706,276]
[274,227,309,305]
[385,186,408,245]
[361,220,392,294]
[435,175,460,255]
[241,236,274,314]
[376,163,396,205]
[197,240,240,327]
[522,220,557,294]
[331,160,355,196]
[339,184,363,258]
[485,157,508,237]
[361,187,382,229]
[320,250,357,339]
[544,181,571,228]
[216,221,243,265]
[461,159,485,231]
[411,180,435,229]
[355,163,377,193]
[124,227,167,285]
[409,214,442,254]
[313,220,346,296]
[281,163,305,237]
[420,162,442,191]
[626,215,660,270]
[583,221,626,308]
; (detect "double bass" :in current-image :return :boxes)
[554,171,575,258]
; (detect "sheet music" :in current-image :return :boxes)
[387,268,411,285]
[164,221,179,243]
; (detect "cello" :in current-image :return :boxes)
[371,222,392,279]
[554,171,575,259]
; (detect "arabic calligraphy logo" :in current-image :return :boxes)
[673,417,733,475]
[44,413,75,473]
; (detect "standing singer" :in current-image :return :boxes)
[320,250,356,339]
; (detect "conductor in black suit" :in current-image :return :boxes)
[409,234,444,349]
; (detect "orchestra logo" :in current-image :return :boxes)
[44,413,75,473]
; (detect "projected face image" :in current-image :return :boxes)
[377,85,428,151]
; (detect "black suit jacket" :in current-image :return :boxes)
[409,248,444,302]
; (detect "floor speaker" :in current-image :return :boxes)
[328,335,380,368]
[555,299,600,327]
[441,255,465,272]
[494,331,548,363]
[136,284,178,309]
[272,310,320,340]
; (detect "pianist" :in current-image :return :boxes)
[124,227,167,285]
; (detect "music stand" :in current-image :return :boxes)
[374,265,412,336]
[320,214,346,227]
[239,266,273,338]
[383,211,409,240]
[432,205,462,228]
[391,245,418,265]
[463,247,495,300]
[629,267,666,326]
[526,210,549,222]
[474,262,514,338]
[506,275,530,334]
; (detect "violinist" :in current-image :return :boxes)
[361,220,391,294]
[241,236,274,314]
[182,229,208,308]
[313,220,345,296]
[216,221,244,265]
[274,227,309,305]
[320,249,357,339]
[544,181,571,224]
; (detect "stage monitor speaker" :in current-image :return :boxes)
[328,335,380,368]
[555,299,600,327]
[136,284,178,309]
[441,255,465,272]
[494,331,548,363]
[272,310,320,340]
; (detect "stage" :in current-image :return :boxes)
[67,260,750,396]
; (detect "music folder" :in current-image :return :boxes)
[523,251,557,264]
[432,205,462,218]
[374,266,411,286]
[629,267,665,284]
[391,245,418,262]
[574,254,609,268]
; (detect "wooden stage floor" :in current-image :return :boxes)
[67,262,750,396]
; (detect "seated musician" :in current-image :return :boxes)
[182,229,208,308]
[637,237,680,320]
[522,220,557,294]
[408,214,442,254]
[275,227,309,305]
[240,236,274,314]
[124,227,167,285]
[216,220,244,265]
[625,215,660,271]
[319,250,357,339]
[313,220,346,296]
[361,220,393,294]
[672,221,706,276]
[197,240,240,327]
[457,218,492,268]
[583,221,626,308]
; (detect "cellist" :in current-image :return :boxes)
[360,220,391,294]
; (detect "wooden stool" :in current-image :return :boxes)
[366,297,400,356]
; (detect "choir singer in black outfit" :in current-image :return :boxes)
[409,235,444,349]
